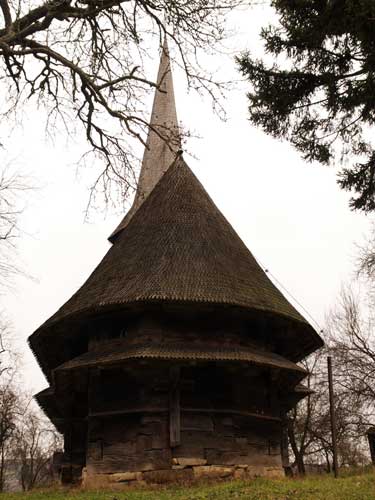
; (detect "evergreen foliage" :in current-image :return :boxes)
[237,0,375,211]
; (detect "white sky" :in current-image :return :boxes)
[1,4,372,394]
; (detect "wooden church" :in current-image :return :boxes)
[29,39,323,486]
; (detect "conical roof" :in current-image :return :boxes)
[29,38,323,381]
[29,155,323,375]
[110,37,180,242]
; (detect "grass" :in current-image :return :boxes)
[2,471,375,500]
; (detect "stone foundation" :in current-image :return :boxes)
[82,463,284,488]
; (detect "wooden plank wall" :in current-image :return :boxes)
[86,411,281,474]
[85,364,283,475]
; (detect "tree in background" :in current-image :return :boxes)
[237,0,375,212]
[12,409,60,491]
[287,337,369,475]
[0,316,13,377]
[0,165,31,290]
[0,377,61,492]
[326,284,375,436]
[0,160,32,403]
[287,350,333,474]
[0,380,18,492]
[0,316,60,492]
[0,0,244,206]
[286,350,329,475]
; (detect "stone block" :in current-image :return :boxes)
[234,468,246,479]
[173,457,207,467]
[110,471,143,482]
[143,468,194,483]
[193,465,234,478]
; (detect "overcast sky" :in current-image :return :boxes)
[1,4,372,394]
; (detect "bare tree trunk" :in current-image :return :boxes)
[287,419,306,475]
[0,445,5,492]
[325,451,331,473]
[21,463,26,492]
[295,452,306,475]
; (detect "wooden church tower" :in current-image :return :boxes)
[29,39,323,486]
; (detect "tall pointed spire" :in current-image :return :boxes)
[137,36,181,204]
[109,37,181,242]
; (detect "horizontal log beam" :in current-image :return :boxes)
[89,407,169,418]
[88,407,280,422]
[181,408,281,422]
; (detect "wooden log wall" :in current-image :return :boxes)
[85,363,283,476]
[55,311,307,484]
[87,413,171,474]
[88,314,269,355]
[174,412,281,468]
[86,410,282,475]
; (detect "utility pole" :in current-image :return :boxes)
[327,356,339,477]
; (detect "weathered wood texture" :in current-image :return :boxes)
[86,410,281,475]
[61,419,87,484]
[169,367,181,447]
[61,328,299,480]
[87,413,171,474]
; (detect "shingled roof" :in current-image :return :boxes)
[29,155,322,373]
[56,341,307,381]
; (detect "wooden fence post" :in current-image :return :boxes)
[327,356,339,478]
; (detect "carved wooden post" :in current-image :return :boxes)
[169,366,181,447]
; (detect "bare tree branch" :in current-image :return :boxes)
[0,162,32,289]
[0,0,245,207]
[0,0,12,31]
